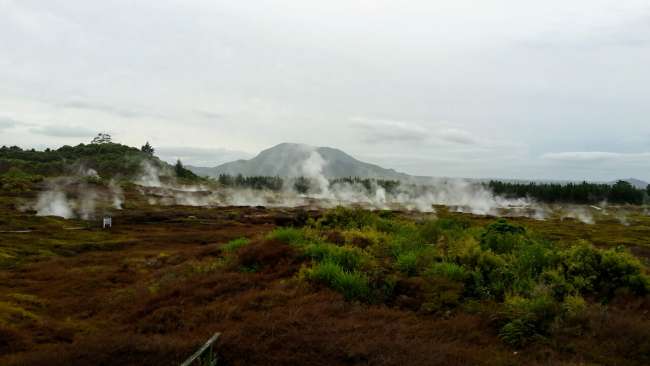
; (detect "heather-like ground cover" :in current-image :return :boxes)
[1,195,649,365]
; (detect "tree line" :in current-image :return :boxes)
[488,180,649,205]
[329,177,401,194]
[217,174,284,191]
[215,174,401,194]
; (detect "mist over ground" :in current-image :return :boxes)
[29,146,641,226]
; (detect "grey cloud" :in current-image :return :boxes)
[0,117,22,129]
[2,1,650,181]
[30,125,97,138]
[541,151,650,163]
[352,117,485,147]
[62,101,140,118]
[156,146,253,167]
[60,101,171,120]
[436,128,480,145]
[194,110,224,120]
[519,14,650,49]
[351,117,429,143]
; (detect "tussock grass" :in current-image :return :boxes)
[307,260,370,301]
[221,237,250,253]
[0,301,39,325]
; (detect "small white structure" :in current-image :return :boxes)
[102,216,112,229]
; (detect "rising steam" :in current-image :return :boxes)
[128,149,539,216]
[33,169,125,219]
[35,190,74,219]
[31,151,634,226]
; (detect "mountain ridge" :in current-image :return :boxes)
[187,143,650,187]
[187,142,409,179]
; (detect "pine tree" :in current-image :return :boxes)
[175,159,185,177]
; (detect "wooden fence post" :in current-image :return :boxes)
[180,332,221,366]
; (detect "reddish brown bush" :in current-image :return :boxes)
[0,325,28,355]
[236,239,301,276]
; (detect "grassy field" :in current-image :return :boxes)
[0,190,649,365]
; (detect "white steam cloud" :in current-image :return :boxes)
[109,179,124,209]
[135,161,163,187]
[561,207,595,225]
[35,190,74,219]
[33,170,125,219]
[129,149,536,216]
[30,152,636,228]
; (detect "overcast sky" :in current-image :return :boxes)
[1,0,650,181]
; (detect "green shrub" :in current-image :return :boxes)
[333,270,371,301]
[499,318,536,347]
[308,260,370,301]
[418,219,442,244]
[304,243,367,271]
[374,216,409,234]
[561,242,649,297]
[446,236,481,263]
[481,232,527,255]
[540,269,575,300]
[343,228,388,248]
[267,227,308,246]
[484,219,526,236]
[222,237,250,253]
[414,246,439,272]
[417,217,471,246]
[395,251,419,276]
[599,247,649,296]
[386,228,427,260]
[427,262,468,282]
[499,293,558,347]
[513,241,554,278]
[316,207,377,229]
[561,242,601,293]
[307,260,341,284]
[561,294,588,325]
[466,250,512,300]
[510,240,556,294]
[420,276,465,313]
[480,219,527,254]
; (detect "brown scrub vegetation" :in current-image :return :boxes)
[0,190,649,366]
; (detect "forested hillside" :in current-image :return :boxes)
[0,136,199,192]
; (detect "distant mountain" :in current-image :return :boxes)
[188,143,409,179]
[614,178,649,189]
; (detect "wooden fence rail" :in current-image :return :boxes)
[180,332,221,366]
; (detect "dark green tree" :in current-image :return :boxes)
[175,159,185,176]
[218,174,234,186]
[610,180,643,204]
[91,133,112,144]
[294,176,311,194]
[141,142,154,155]
[174,159,198,180]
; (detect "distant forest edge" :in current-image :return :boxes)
[215,174,401,195]
[488,180,649,205]
[215,174,649,205]
[1,138,649,205]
